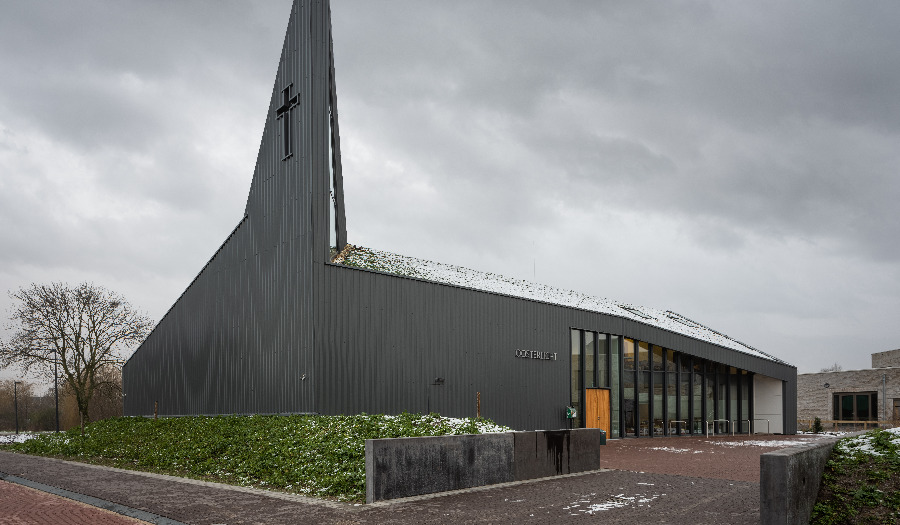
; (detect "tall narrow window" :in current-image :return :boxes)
[610,335,620,438]
[584,331,595,389]
[651,345,664,435]
[679,356,690,434]
[729,367,738,428]
[639,342,650,436]
[706,368,716,431]
[597,334,609,388]
[693,360,704,434]
[570,329,582,427]
[667,352,677,434]
[328,107,337,250]
[740,370,750,433]
[624,339,636,436]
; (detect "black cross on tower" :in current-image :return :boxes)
[276,84,299,159]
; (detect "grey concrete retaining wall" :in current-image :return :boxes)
[366,429,606,503]
[759,436,842,525]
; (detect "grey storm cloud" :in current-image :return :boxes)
[1,0,899,377]
[331,1,900,255]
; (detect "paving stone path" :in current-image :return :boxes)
[0,479,148,525]
[0,434,830,524]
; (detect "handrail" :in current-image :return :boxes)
[752,418,770,435]
[796,419,896,431]
[668,420,687,436]
[737,419,751,435]
[706,419,730,438]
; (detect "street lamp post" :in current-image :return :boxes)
[14,381,22,435]
[54,350,60,432]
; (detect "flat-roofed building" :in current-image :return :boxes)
[798,349,900,427]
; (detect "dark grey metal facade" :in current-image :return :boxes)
[314,263,796,432]
[124,0,343,417]
[123,0,797,434]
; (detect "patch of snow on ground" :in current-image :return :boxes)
[0,433,37,444]
[707,440,815,448]
[437,416,510,434]
[835,428,900,458]
[564,488,665,515]
[378,414,510,434]
[648,447,693,453]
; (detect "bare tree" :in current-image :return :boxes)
[0,283,152,431]
[820,362,843,373]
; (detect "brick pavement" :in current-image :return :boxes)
[596,433,826,482]
[0,434,831,524]
[0,479,148,525]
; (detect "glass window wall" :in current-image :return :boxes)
[570,330,755,438]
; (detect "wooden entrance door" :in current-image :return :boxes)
[585,388,611,435]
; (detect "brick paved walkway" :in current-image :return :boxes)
[597,433,818,482]
[0,434,831,524]
[0,479,148,525]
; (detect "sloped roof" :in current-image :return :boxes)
[335,245,787,365]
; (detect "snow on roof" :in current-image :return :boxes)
[335,245,788,365]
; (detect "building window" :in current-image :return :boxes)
[570,329,581,427]
[833,392,878,422]
[623,338,636,437]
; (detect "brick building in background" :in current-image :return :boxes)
[798,349,900,426]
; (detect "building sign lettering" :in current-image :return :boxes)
[515,349,558,361]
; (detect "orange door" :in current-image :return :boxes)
[585,388,611,434]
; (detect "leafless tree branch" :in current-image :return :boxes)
[0,282,152,429]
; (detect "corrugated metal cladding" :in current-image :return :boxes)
[124,0,797,433]
[317,264,796,432]
[124,0,342,417]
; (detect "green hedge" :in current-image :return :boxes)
[1,413,509,502]
[810,428,900,524]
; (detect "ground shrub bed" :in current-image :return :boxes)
[0,413,509,502]
[810,428,900,524]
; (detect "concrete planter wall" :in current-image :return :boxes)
[365,428,607,503]
[759,436,847,525]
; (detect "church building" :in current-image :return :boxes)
[123,0,797,436]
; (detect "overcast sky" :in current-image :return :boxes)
[2,1,899,382]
